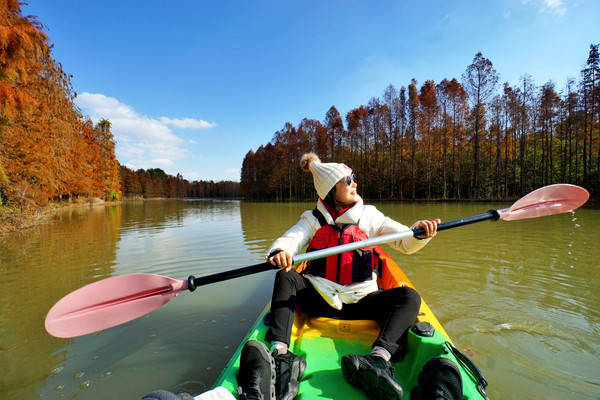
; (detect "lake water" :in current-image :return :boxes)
[0,199,598,399]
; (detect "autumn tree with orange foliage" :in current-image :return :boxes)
[0,1,121,209]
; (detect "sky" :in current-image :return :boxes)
[23,0,599,182]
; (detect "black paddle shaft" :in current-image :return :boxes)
[412,209,500,237]
[187,262,277,291]
[187,209,500,291]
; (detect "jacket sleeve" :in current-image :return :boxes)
[265,210,319,260]
[363,205,432,255]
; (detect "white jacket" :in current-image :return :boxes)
[266,196,431,309]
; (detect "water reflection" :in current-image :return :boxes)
[239,201,313,256]
[0,205,122,399]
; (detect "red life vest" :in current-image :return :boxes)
[304,209,379,285]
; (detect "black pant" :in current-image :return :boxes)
[266,269,421,355]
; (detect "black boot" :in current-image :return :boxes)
[341,354,403,400]
[413,357,463,400]
[273,351,306,400]
[237,340,276,400]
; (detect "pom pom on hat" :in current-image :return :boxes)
[300,152,321,172]
[299,152,352,199]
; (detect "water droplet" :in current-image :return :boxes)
[104,371,112,376]
[92,355,99,360]
[51,366,64,375]
[54,385,64,391]
[574,223,580,228]
[73,371,85,379]
[210,320,217,324]
[206,366,212,371]
[149,334,157,339]
[224,345,230,349]
[80,380,91,389]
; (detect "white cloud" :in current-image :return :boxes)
[526,0,567,15]
[543,0,567,15]
[159,117,216,129]
[544,0,562,8]
[76,92,215,169]
[151,158,175,167]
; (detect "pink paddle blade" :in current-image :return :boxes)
[498,184,589,221]
[45,273,188,338]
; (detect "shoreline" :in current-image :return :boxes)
[2,195,597,236]
[0,196,233,235]
[0,198,123,236]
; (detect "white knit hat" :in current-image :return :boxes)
[300,153,352,199]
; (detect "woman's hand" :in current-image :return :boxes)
[269,250,294,272]
[413,218,441,239]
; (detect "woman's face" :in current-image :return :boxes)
[334,174,359,207]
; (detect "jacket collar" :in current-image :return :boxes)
[315,196,363,225]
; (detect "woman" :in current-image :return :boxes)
[265,153,440,400]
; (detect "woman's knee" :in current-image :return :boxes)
[275,269,298,284]
[273,269,305,293]
[388,286,421,309]
[404,286,421,305]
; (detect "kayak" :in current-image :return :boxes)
[211,246,488,399]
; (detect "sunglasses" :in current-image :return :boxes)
[343,174,356,186]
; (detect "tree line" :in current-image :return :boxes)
[0,1,238,214]
[241,47,600,201]
[120,166,240,199]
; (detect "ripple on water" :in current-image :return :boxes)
[173,380,208,396]
[73,371,85,379]
[79,380,91,389]
[51,366,64,375]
